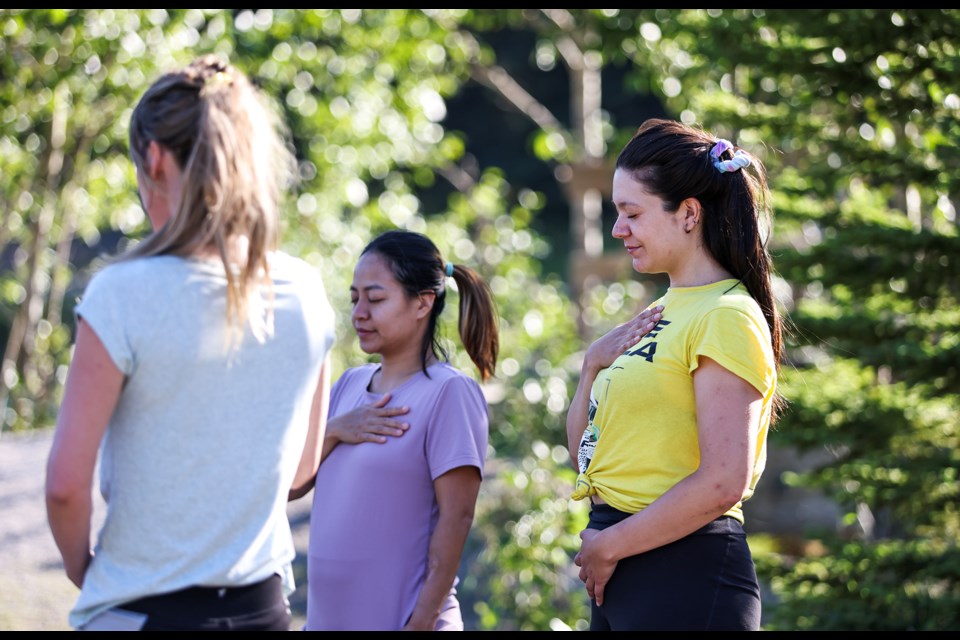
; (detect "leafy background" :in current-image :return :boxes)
[2,9,957,630]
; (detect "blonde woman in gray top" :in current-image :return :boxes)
[45,55,335,631]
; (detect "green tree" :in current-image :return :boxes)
[7,8,957,632]
[630,8,960,630]
[452,7,960,630]
[226,10,595,629]
[1,9,199,432]
[1,9,590,630]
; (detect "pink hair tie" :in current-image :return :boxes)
[710,139,751,173]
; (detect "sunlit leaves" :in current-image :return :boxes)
[626,8,960,630]
[4,9,959,631]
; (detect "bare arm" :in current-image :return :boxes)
[403,465,481,631]
[289,354,332,501]
[566,363,601,465]
[317,392,410,463]
[45,319,124,588]
[566,305,663,464]
[575,356,762,605]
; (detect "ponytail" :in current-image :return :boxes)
[617,118,786,422]
[362,230,499,381]
[127,54,295,346]
[448,263,499,382]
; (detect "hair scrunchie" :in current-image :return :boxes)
[445,262,454,277]
[710,139,752,173]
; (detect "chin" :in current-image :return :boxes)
[355,337,378,355]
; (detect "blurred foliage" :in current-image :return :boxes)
[2,8,959,631]
[0,8,589,631]
[464,446,592,631]
[630,8,960,630]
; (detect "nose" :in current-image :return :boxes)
[351,301,368,322]
[611,214,628,239]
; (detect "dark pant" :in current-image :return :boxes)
[119,573,291,631]
[587,503,761,631]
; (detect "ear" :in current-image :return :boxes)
[680,197,702,233]
[415,291,436,319]
[145,140,164,181]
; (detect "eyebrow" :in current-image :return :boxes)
[613,195,654,208]
[349,284,387,293]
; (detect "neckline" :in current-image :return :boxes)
[666,278,741,294]
[364,361,442,395]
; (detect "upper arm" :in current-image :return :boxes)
[288,353,333,500]
[692,356,763,496]
[311,354,332,434]
[434,465,482,520]
[46,318,124,497]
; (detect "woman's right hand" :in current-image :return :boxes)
[583,304,664,373]
[329,393,410,444]
[566,304,663,464]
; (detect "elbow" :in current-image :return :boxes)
[714,491,744,514]
[45,476,86,510]
[715,483,750,513]
[45,458,91,509]
[445,505,476,530]
[289,471,317,502]
[288,479,314,502]
[704,473,751,514]
[45,444,89,505]
[455,506,477,527]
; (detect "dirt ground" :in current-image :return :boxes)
[0,427,312,631]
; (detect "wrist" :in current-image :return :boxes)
[67,551,93,587]
[406,611,438,631]
[580,360,602,380]
[325,421,343,443]
[599,523,627,564]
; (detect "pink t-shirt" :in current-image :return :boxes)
[305,361,489,631]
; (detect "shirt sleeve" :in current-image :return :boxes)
[690,305,775,397]
[425,375,489,481]
[74,266,136,376]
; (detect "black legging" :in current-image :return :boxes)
[586,503,761,631]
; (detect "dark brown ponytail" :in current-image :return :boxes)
[362,230,499,381]
[616,118,785,421]
[448,263,499,382]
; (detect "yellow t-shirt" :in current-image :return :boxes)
[572,279,776,524]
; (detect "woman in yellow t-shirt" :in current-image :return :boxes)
[566,118,785,631]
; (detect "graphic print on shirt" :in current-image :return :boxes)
[577,315,672,475]
[577,377,608,475]
[577,420,599,475]
[625,319,670,363]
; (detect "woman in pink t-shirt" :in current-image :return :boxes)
[296,230,499,631]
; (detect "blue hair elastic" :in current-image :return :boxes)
[710,139,752,173]
[445,262,454,277]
